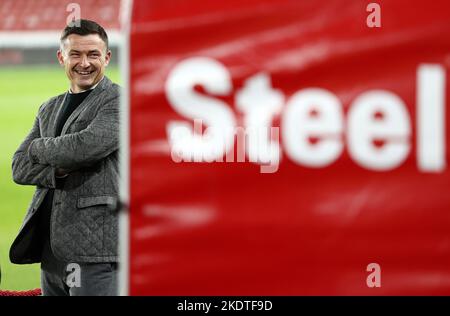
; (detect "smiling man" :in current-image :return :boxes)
[9,20,120,296]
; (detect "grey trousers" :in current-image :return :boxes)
[41,262,118,296]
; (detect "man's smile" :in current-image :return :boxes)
[74,69,95,76]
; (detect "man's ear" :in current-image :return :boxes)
[57,50,65,66]
[104,50,112,67]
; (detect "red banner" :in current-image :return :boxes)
[128,0,450,295]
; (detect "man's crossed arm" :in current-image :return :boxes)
[12,100,119,188]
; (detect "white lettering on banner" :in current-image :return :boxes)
[236,73,284,166]
[347,91,411,171]
[282,88,344,167]
[165,58,446,173]
[417,65,446,172]
[165,57,236,162]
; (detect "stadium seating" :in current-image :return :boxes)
[0,0,121,31]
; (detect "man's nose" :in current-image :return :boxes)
[80,55,90,67]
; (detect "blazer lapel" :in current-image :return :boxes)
[51,93,68,137]
[61,76,112,136]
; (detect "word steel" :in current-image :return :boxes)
[166,57,446,174]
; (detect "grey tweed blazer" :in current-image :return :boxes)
[10,76,120,264]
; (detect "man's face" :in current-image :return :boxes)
[57,34,111,93]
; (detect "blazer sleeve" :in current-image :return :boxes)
[27,95,119,170]
[12,105,57,188]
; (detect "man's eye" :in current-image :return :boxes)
[90,54,100,58]
[70,53,79,57]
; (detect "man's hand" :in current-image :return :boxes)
[12,104,57,188]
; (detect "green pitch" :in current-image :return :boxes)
[0,65,120,290]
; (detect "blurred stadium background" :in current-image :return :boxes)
[0,0,122,290]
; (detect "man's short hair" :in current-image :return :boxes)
[60,19,109,51]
